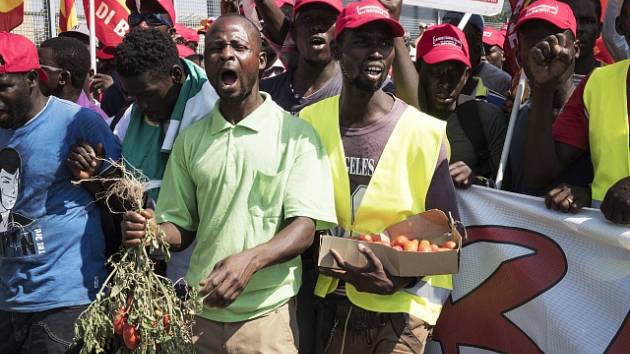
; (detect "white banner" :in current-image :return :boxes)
[405,0,505,16]
[426,186,630,354]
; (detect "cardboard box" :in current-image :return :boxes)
[317,209,462,277]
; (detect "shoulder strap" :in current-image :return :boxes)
[456,100,490,164]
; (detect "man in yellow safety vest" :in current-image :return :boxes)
[300,1,460,352]
[524,0,630,224]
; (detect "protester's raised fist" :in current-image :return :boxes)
[122,209,156,247]
[600,177,630,224]
[378,0,402,20]
[526,31,574,86]
[66,142,103,180]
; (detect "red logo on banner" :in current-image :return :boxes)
[432,225,630,353]
[432,226,566,353]
[82,0,130,47]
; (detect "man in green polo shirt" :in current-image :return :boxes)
[122,14,337,354]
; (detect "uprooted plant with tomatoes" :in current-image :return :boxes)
[73,160,202,353]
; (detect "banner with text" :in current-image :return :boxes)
[405,0,505,16]
[82,0,130,47]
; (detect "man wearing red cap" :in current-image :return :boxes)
[415,24,508,188]
[483,26,506,70]
[174,23,200,51]
[300,2,459,353]
[260,0,345,115]
[524,0,630,224]
[505,0,587,196]
[0,33,121,353]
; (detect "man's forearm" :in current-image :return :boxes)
[524,87,563,189]
[254,0,289,45]
[393,37,420,109]
[248,216,315,271]
[157,222,196,252]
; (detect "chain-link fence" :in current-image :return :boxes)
[12,0,508,51]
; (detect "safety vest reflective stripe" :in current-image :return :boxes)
[584,59,630,203]
[403,278,452,304]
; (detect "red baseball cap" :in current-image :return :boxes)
[515,0,577,37]
[416,24,471,68]
[176,44,196,58]
[483,26,505,49]
[293,0,343,15]
[0,32,47,81]
[96,46,116,61]
[174,23,200,43]
[126,0,176,26]
[335,0,404,39]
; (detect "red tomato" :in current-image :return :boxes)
[392,235,410,247]
[371,234,381,242]
[358,234,373,242]
[442,241,457,249]
[404,239,419,252]
[162,314,170,330]
[418,240,431,253]
[392,245,404,251]
[113,307,126,335]
[123,323,140,350]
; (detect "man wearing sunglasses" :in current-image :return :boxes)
[125,0,176,32]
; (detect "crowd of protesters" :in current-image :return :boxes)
[0,0,628,352]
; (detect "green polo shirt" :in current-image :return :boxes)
[155,92,337,322]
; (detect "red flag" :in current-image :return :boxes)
[59,0,79,32]
[82,0,130,47]
[0,0,24,32]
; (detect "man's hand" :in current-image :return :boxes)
[449,161,473,189]
[320,243,411,295]
[90,73,114,95]
[526,32,574,87]
[378,0,402,20]
[66,142,103,180]
[600,177,630,224]
[122,209,156,247]
[545,184,590,214]
[200,251,258,308]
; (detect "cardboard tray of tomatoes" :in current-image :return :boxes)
[317,209,462,277]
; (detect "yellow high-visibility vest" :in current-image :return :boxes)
[300,95,452,325]
[584,59,630,203]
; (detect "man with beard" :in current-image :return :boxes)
[300,2,459,352]
[525,0,630,224]
[259,0,343,115]
[121,15,337,354]
[0,33,120,354]
[38,37,109,120]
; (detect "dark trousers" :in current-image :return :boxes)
[298,256,319,354]
[315,295,432,354]
[0,305,86,354]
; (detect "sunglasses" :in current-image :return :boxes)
[128,12,173,27]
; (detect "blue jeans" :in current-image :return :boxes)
[0,306,86,354]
